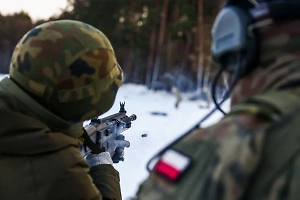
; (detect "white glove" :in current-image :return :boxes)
[84,152,113,166]
[107,135,130,163]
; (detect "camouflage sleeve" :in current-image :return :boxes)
[136,112,272,200]
[196,113,271,200]
[89,165,122,200]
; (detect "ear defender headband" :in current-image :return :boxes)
[211,0,300,76]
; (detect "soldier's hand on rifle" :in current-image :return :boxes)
[111,134,130,163]
[82,102,136,166]
[84,134,130,166]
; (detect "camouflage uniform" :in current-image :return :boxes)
[0,20,123,200]
[135,15,300,200]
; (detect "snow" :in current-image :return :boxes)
[0,74,230,199]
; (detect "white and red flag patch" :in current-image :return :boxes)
[154,149,192,181]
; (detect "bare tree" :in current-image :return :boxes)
[196,0,205,93]
[151,0,169,89]
[146,27,157,87]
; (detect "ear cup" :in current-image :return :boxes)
[211,6,259,76]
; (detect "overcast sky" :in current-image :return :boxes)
[0,0,68,21]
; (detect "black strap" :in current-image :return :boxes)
[82,129,104,154]
[243,96,300,199]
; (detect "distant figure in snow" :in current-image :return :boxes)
[203,86,212,108]
[171,86,182,109]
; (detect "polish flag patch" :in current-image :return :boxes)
[154,149,192,181]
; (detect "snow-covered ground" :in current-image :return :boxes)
[0,74,230,199]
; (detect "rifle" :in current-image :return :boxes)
[81,102,137,158]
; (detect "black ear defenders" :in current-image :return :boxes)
[211,0,300,77]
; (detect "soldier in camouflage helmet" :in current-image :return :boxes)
[0,20,125,199]
[136,1,300,200]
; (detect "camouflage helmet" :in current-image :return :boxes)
[9,20,123,122]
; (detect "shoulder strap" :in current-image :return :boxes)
[230,91,300,120]
[235,91,300,199]
[288,155,300,200]
[82,129,104,154]
[246,91,300,116]
[246,108,300,199]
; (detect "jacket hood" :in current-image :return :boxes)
[0,77,83,155]
[231,20,300,106]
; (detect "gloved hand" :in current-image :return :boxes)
[84,134,130,166]
[85,152,114,166]
[111,134,130,163]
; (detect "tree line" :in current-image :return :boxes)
[0,0,223,93]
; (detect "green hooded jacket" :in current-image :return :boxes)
[0,77,122,200]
